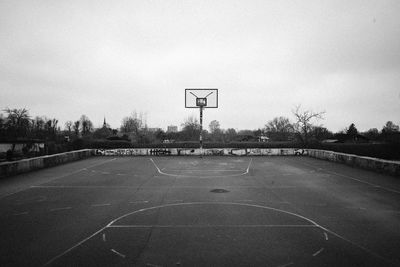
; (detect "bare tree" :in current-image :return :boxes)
[73,120,80,136]
[292,105,325,145]
[209,120,223,142]
[264,116,294,141]
[120,111,145,136]
[3,108,31,157]
[3,108,31,139]
[224,128,237,143]
[79,115,93,136]
[346,123,358,136]
[382,121,399,133]
[64,121,73,133]
[180,116,200,141]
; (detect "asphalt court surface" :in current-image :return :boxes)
[1,156,400,266]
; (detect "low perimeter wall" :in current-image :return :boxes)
[307,149,400,177]
[95,148,399,176]
[0,149,93,178]
[94,148,305,156]
[1,148,399,178]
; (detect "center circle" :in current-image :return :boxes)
[104,203,327,266]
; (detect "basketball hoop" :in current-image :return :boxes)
[196,98,207,107]
[185,89,219,156]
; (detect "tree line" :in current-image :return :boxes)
[0,106,399,159]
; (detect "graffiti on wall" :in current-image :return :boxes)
[149,149,172,156]
[95,149,146,156]
[95,148,306,156]
[229,149,248,156]
[205,149,225,156]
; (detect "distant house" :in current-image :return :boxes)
[321,139,339,143]
[334,133,369,143]
[258,136,270,142]
[167,125,178,133]
[148,128,162,133]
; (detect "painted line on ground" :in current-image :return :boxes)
[312,247,324,257]
[382,210,400,214]
[44,201,391,266]
[277,262,294,267]
[110,248,126,258]
[91,203,111,207]
[31,185,140,189]
[41,158,118,185]
[344,206,367,210]
[246,158,253,173]
[165,169,244,172]
[107,202,396,266]
[129,200,149,204]
[106,202,323,228]
[167,199,184,203]
[318,225,395,265]
[43,226,108,266]
[0,157,117,200]
[13,211,29,216]
[107,224,318,228]
[50,207,72,212]
[149,158,252,178]
[297,160,400,195]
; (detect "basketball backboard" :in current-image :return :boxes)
[185,89,218,108]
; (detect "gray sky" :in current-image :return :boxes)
[1,0,399,132]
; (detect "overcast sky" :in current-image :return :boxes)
[1,0,399,132]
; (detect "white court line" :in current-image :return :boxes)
[45,202,324,265]
[44,227,108,266]
[167,199,184,203]
[44,201,393,266]
[298,160,400,195]
[312,247,324,257]
[29,185,301,190]
[50,207,72,212]
[1,158,117,200]
[13,211,29,216]
[106,202,323,228]
[31,185,140,189]
[318,225,394,265]
[110,248,126,258]
[277,262,294,267]
[107,224,318,228]
[149,158,253,178]
[91,203,111,207]
[165,169,243,172]
[40,158,118,184]
[129,200,149,204]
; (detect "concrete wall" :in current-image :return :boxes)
[0,149,93,178]
[94,148,306,156]
[307,149,400,177]
[2,147,398,178]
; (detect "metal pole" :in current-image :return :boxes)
[199,106,203,156]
